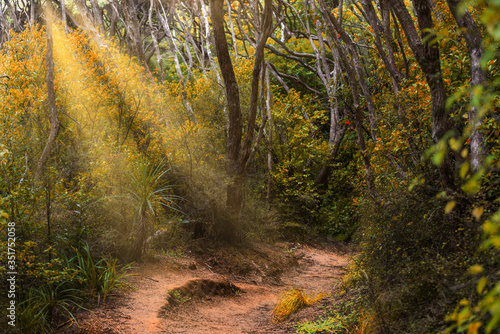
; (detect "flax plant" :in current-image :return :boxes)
[123,156,182,260]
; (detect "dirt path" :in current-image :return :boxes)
[73,244,349,334]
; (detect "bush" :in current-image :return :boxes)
[350,186,488,333]
[272,288,326,323]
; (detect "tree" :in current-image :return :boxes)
[388,0,456,189]
[35,1,60,182]
[209,0,273,222]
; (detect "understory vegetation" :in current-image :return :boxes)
[0,0,499,333]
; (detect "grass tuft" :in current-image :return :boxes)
[272,288,326,323]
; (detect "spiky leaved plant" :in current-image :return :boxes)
[123,156,181,261]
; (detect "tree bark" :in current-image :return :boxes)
[35,1,60,182]
[60,0,67,32]
[149,0,164,81]
[210,0,273,215]
[265,70,273,206]
[388,0,455,189]
[210,0,243,214]
[318,0,378,198]
[157,1,198,123]
[319,0,378,141]
[89,0,105,35]
[123,0,148,69]
[446,0,489,172]
[237,0,273,174]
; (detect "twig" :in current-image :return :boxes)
[144,276,159,282]
[204,262,216,274]
[232,274,249,282]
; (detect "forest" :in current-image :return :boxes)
[0,0,499,333]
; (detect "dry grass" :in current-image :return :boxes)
[272,288,326,323]
[347,311,379,334]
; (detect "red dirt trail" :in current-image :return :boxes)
[71,244,349,334]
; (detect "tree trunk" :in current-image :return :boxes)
[237,0,273,174]
[210,0,243,214]
[149,0,164,81]
[265,69,273,206]
[60,0,67,32]
[388,0,455,189]
[318,0,378,198]
[446,0,489,172]
[35,1,60,182]
[210,0,273,215]
[89,0,105,34]
[123,0,148,69]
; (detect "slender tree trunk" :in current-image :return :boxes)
[0,4,10,46]
[149,0,164,81]
[210,0,273,217]
[392,9,410,79]
[237,0,273,173]
[225,0,238,58]
[315,48,346,187]
[446,0,489,172]
[318,0,378,198]
[60,0,67,32]
[123,0,148,70]
[388,0,455,189]
[109,1,118,39]
[35,1,60,182]
[265,70,273,206]
[210,0,243,216]
[361,0,419,165]
[157,1,198,123]
[5,0,21,32]
[89,0,105,34]
[30,0,36,27]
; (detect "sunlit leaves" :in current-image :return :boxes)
[445,201,456,214]
[472,206,485,220]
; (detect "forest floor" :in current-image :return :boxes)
[64,241,351,334]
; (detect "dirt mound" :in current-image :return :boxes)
[192,242,299,284]
[158,279,241,315]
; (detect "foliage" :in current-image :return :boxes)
[18,282,83,334]
[116,156,182,260]
[348,185,496,332]
[64,243,133,302]
[296,316,346,333]
[294,295,378,334]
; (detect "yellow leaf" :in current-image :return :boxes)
[477,277,487,294]
[449,138,461,152]
[445,201,456,214]
[461,148,469,158]
[469,265,483,275]
[460,161,470,179]
[462,178,481,194]
[472,207,484,220]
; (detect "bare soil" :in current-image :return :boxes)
[64,242,350,334]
